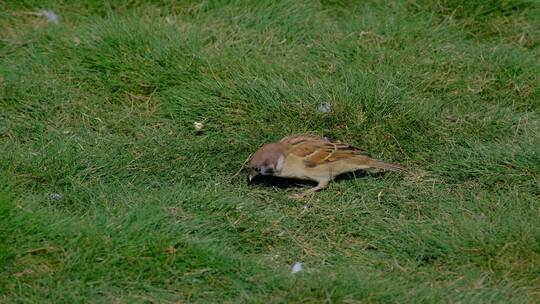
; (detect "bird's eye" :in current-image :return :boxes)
[254,167,260,172]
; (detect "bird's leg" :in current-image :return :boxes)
[290,180,330,199]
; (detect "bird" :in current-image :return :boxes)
[248,134,405,198]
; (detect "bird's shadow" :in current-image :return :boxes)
[248,170,388,189]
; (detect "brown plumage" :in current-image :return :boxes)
[249,134,404,198]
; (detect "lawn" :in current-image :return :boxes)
[1,0,539,302]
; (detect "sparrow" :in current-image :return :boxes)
[249,134,404,198]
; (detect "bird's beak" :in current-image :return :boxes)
[248,169,259,183]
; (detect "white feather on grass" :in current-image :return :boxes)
[37,10,60,24]
[291,262,302,274]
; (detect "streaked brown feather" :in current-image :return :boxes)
[280,134,369,167]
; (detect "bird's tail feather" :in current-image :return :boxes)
[366,159,406,172]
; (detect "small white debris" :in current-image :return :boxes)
[300,205,309,215]
[37,10,60,25]
[377,191,383,202]
[291,262,302,274]
[193,122,204,131]
[47,193,63,202]
[318,102,331,113]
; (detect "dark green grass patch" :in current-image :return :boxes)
[1,0,539,302]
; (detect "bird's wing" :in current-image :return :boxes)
[281,134,368,167]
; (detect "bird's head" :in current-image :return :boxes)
[248,143,285,182]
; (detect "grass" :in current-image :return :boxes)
[1,0,539,302]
